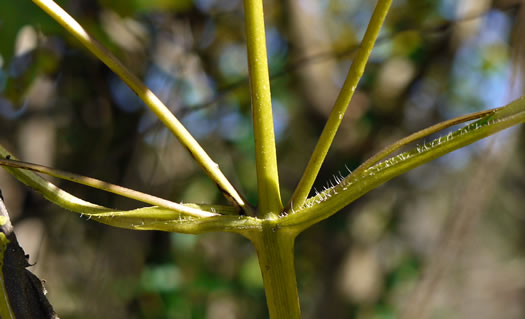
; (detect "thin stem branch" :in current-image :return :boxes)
[351,108,499,178]
[0,158,217,218]
[243,0,283,218]
[287,0,393,212]
[280,97,525,232]
[0,146,265,234]
[32,0,251,214]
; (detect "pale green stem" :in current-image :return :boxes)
[287,0,393,212]
[248,223,301,319]
[32,0,250,214]
[0,158,217,218]
[243,0,283,218]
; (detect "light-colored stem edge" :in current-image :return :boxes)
[0,207,16,319]
[32,0,251,214]
[243,0,283,218]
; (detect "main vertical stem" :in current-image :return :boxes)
[250,223,301,318]
[243,0,283,217]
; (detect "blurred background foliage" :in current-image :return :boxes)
[1,0,525,318]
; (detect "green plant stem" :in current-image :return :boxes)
[287,0,393,213]
[32,0,251,215]
[0,158,217,218]
[281,97,525,231]
[243,0,283,218]
[350,108,499,178]
[0,145,264,234]
[248,224,301,319]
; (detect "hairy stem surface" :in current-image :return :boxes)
[288,0,393,212]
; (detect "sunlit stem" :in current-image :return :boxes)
[287,0,393,213]
[280,97,525,232]
[243,0,283,218]
[32,0,251,214]
[249,224,301,319]
[0,144,264,234]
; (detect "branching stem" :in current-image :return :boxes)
[351,108,500,178]
[32,0,251,214]
[287,0,393,212]
[0,158,217,218]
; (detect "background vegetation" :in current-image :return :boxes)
[1,0,524,318]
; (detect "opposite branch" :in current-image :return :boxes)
[32,0,250,214]
[351,108,499,178]
[287,0,393,212]
[0,158,218,218]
